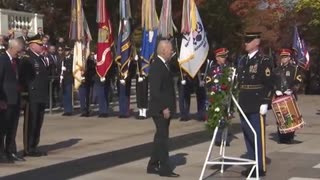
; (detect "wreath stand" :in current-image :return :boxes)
[199,93,260,180]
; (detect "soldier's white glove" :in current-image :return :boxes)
[60,75,63,80]
[62,66,66,71]
[260,104,268,115]
[120,79,126,85]
[284,89,293,95]
[134,54,139,61]
[138,77,143,82]
[181,80,186,85]
[275,90,283,96]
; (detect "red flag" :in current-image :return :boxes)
[96,0,114,79]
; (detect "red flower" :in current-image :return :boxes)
[221,84,229,91]
[212,86,217,92]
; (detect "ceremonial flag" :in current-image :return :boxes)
[179,0,209,78]
[158,0,176,38]
[96,0,114,81]
[69,0,92,89]
[115,0,132,80]
[140,0,158,75]
[292,25,310,70]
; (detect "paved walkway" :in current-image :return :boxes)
[0,95,320,180]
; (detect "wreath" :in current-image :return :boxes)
[206,65,236,132]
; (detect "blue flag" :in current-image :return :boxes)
[140,29,158,75]
[292,26,310,70]
[115,1,132,80]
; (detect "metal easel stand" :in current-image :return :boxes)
[199,93,260,180]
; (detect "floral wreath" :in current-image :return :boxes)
[206,65,236,132]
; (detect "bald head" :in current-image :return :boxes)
[7,38,23,58]
[157,40,173,61]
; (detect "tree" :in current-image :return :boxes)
[296,0,320,26]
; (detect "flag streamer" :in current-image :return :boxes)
[158,0,176,38]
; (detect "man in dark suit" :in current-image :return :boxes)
[19,35,49,157]
[147,40,179,177]
[0,39,25,163]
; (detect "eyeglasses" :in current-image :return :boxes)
[58,49,63,51]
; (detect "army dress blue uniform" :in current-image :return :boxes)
[20,47,49,156]
[117,61,135,118]
[237,50,273,174]
[272,49,303,143]
[61,53,74,115]
[78,56,96,117]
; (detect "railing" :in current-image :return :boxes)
[0,8,43,36]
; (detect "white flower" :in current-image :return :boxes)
[210,91,215,95]
[214,79,219,83]
[228,77,232,82]
[214,107,220,112]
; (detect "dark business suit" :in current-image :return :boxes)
[0,52,21,155]
[20,50,49,154]
[148,56,176,174]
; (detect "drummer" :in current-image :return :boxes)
[273,48,303,144]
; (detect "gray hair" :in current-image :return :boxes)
[156,40,172,57]
[8,38,22,49]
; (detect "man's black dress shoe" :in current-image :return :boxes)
[119,115,129,118]
[7,153,26,162]
[147,167,159,174]
[241,169,266,177]
[159,171,180,178]
[80,112,90,117]
[98,113,109,118]
[0,154,14,163]
[62,112,72,116]
[24,150,47,157]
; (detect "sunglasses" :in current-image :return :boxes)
[244,38,255,43]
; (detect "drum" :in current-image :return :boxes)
[271,95,304,134]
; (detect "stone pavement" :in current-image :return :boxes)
[0,95,320,180]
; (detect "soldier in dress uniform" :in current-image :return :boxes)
[273,48,303,144]
[178,64,207,121]
[208,47,232,146]
[78,52,96,117]
[135,54,148,119]
[178,71,193,121]
[237,32,273,177]
[118,61,135,118]
[19,35,49,157]
[61,45,74,116]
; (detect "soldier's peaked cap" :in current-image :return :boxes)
[244,32,261,39]
[215,48,229,57]
[279,48,293,56]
